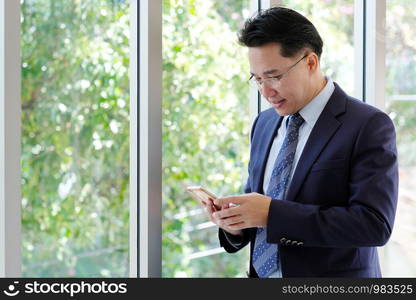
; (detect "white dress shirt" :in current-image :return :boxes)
[263,77,335,277]
[263,77,335,195]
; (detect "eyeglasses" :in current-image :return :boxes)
[248,54,308,89]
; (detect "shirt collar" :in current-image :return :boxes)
[298,77,335,128]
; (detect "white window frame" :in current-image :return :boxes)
[129,0,138,278]
[133,0,162,278]
[363,0,386,110]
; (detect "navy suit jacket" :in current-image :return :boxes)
[219,83,398,277]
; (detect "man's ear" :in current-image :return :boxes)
[306,53,319,72]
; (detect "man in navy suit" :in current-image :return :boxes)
[204,7,398,277]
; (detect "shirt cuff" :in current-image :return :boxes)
[222,230,244,248]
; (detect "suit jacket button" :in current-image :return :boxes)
[297,242,303,246]
[285,240,292,245]
[280,238,286,244]
[291,241,298,246]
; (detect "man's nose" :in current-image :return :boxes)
[260,83,278,98]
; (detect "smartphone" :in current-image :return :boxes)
[186,186,219,211]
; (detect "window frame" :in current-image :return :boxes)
[363,0,386,109]
[129,0,138,278]
[134,0,162,278]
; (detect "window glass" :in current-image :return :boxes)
[382,0,416,277]
[162,0,251,277]
[21,0,130,277]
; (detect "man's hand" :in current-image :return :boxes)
[204,199,243,236]
[212,193,272,230]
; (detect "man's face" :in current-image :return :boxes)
[248,43,312,116]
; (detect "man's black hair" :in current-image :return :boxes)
[238,7,323,59]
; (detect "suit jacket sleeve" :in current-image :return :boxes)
[267,111,398,248]
[219,114,260,253]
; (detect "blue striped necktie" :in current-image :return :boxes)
[252,112,304,278]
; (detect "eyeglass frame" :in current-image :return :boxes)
[248,54,308,89]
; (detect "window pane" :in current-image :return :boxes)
[382,0,416,277]
[21,0,130,277]
[162,0,251,277]
[282,0,355,95]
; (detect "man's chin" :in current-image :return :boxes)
[270,98,294,116]
[273,107,291,116]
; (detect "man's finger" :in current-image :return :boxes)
[205,204,215,221]
[222,215,243,226]
[214,196,243,207]
[212,206,240,219]
[226,222,246,230]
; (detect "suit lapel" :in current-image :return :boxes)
[285,84,347,202]
[253,115,283,193]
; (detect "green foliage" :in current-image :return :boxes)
[384,0,416,167]
[21,0,130,277]
[162,0,251,277]
[386,102,416,166]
